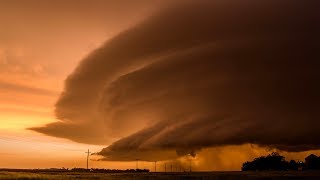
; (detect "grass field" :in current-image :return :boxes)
[1,171,320,180]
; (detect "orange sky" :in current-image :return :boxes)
[1,0,319,171]
[0,0,163,169]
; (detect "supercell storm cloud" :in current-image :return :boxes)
[31,0,320,161]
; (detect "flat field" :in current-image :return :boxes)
[1,171,320,180]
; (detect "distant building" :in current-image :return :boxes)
[305,154,320,170]
[297,161,304,171]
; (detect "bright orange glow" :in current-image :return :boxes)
[1,0,319,171]
[0,0,159,169]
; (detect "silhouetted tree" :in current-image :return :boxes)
[288,160,298,171]
[242,152,289,171]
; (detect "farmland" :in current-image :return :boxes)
[1,170,320,180]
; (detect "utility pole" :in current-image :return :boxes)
[136,159,139,169]
[154,161,157,172]
[164,163,166,172]
[187,153,192,172]
[176,162,178,172]
[85,149,91,170]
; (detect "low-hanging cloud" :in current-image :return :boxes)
[31,0,320,161]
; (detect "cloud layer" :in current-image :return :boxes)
[32,0,320,161]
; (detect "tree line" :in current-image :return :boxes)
[242,152,320,171]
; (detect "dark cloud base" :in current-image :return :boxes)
[32,0,320,161]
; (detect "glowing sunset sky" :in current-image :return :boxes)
[0,0,163,169]
[0,0,319,171]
